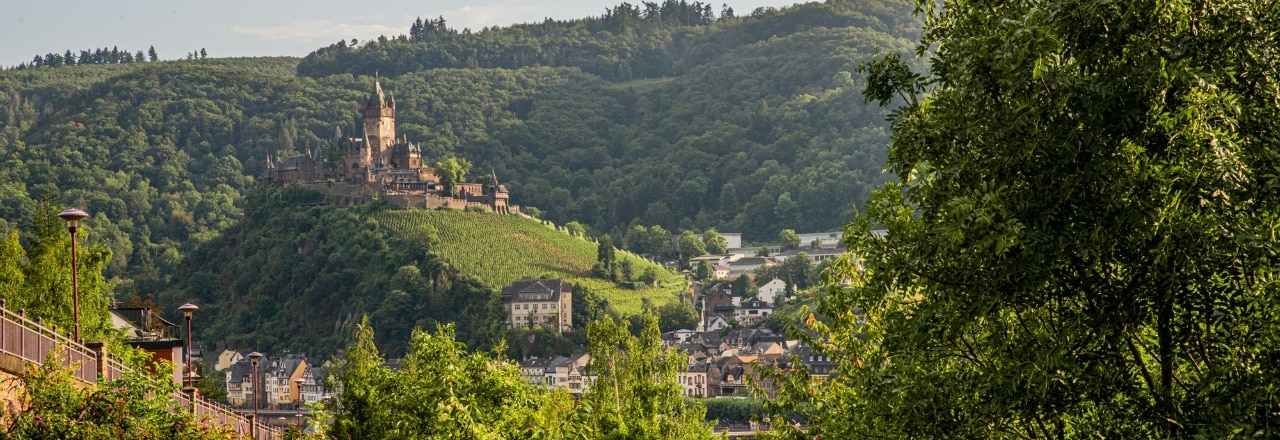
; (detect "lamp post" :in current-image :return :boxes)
[293,376,305,429]
[57,208,89,342]
[248,352,263,428]
[293,376,306,404]
[178,303,199,388]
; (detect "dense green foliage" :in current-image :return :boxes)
[771,0,1280,438]
[371,209,682,314]
[1,348,238,439]
[0,197,114,341]
[581,315,713,438]
[0,56,339,298]
[331,315,714,439]
[157,189,503,358]
[700,398,767,424]
[331,319,538,439]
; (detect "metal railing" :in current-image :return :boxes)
[173,390,284,439]
[0,300,282,439]
[0,300,97,383]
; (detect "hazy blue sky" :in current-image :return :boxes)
[1,0,803,67]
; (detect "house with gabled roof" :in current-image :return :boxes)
[706,316,730,331]
[757,278,787,305]
[214,349,244,372]
[502,279,573,332]
[704,287,736,320]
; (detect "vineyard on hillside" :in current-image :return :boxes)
[371,210,684,314]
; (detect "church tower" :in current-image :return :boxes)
[362,78,396,167]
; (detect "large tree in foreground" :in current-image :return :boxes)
[770,1,1280,438]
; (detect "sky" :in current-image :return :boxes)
[1,0,804,67]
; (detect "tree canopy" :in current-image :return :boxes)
[777,229,800,251]
[774,0,1280,438]
[331,314,714,439]
[0,196,113,341]
[677,229,707,263]
[434,156,472,196]
[702,228,728,254]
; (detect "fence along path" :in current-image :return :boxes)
[0,300,282,440]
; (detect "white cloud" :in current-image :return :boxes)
[424,4,543,31]
[230,20,402,43]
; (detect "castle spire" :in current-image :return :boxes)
[367,74,387,109]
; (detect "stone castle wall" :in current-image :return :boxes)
[294,182,518,213]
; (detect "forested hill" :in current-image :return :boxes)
[295,0,920,237]
[0,0,917,298]
[297,0,919,80]
[154,188,507,357]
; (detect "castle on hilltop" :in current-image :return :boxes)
[261,79,515,213]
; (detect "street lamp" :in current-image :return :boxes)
[294,377,305,429]
[248,352,263,426]
[178,303,199,388]
[293,376,305,403]
[57,208,89,342]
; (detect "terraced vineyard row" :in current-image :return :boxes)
[371,210,682,314]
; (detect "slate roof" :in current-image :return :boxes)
[521,357,556,370]
[545,356,573,373]
[502,279,571,303]
[729,257,770,266]
[227,360,254,384]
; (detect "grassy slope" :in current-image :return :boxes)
[371,210,684,314]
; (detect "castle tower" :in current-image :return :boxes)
[362,78,396,167]
[488,169,510,213]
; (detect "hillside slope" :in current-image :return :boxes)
[372,210,682,314]
[158,188,681,357]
